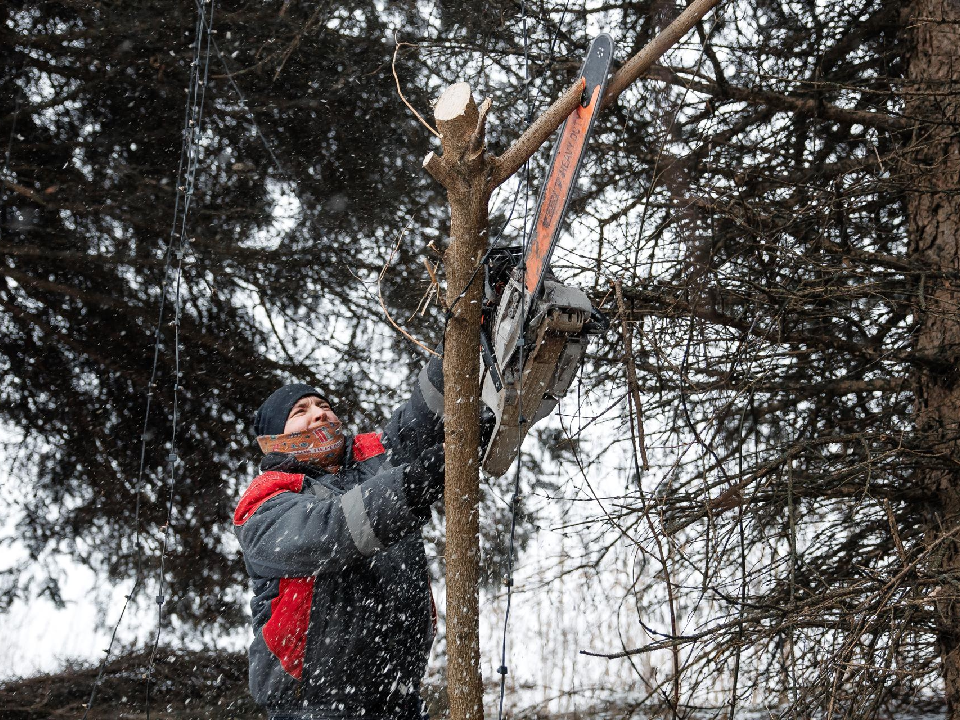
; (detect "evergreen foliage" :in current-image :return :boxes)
[3,0,958,714]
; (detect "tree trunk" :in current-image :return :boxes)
[442,187,488,720]
[427,83,492,720]
[903,0,960,712]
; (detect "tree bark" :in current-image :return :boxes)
[426,83,492,720]
[903,0,960,712]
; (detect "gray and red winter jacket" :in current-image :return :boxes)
[234,358,444,719]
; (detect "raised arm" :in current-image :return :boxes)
[381,351,444,466]
[234,464,420,578]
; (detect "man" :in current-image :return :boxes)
[234,355,445,720]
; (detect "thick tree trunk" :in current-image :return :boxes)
[903,0,960,711]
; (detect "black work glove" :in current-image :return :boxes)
[402,442,445,516]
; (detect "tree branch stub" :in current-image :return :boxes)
[423,151,456,189]
[435,82,480,162]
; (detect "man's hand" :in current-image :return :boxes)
[402,442,445,514]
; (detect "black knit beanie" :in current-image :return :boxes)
[254,383,328,436]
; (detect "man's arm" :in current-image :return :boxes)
[381,351,444,467]
[234,466,419,578]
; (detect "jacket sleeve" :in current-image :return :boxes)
[234,466,420,578]
[381,352,444,466]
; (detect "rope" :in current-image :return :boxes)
[80,1,215,716]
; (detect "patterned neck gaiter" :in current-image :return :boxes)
[257,421,346,473]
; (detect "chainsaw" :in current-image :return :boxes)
[479,34,614,477]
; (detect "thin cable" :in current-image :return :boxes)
[80,247,173,720]
[143,2,216,717]
[497,2,534,718]
[79,5,217,715]
[546,0,573,66]
[491,0,556,250]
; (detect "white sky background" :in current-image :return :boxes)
[0,422,150,678]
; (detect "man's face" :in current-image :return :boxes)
[283,396,340,434]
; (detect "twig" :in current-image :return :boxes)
[419,257,440,316]
[393,39,441,139]
[465,97,492,160]
[378,222,441,357]
[409,258,440,320]
[614,280,650,470]
[884,499,907,563]
[423,256,439,286]
[273,2,326,81]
